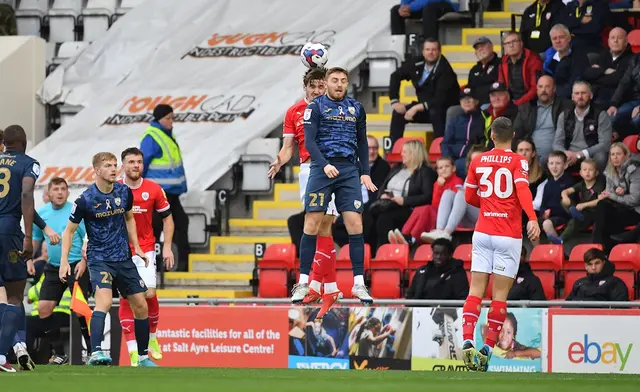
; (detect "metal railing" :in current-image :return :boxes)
[103,297,640,308]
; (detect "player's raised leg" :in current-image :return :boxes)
[461,232,492,371]
[314,213,340,318]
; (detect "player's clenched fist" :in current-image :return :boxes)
[526,220,541,242]
[361,175,377,192]
[324,164,339,178]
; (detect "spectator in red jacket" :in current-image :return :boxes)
[498,31,543,106]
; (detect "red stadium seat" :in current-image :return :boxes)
[337,244,371,270]
[370,269,402,298]
[617,270,637,300]
[609,244,640,270]
[336,269,354,298]
[623,135,639,154]
[534,270,557,300]
[454,244,473,270]
[628,29,640,53]
[563,270,584,298]
[529,245,564,271]
[260,244,297,270]
[386,137,425,164]
[373,244,410,270]
[428,137,442,166]
[257,269,288,298]
[568,243,603,268]
[407,244,432,284]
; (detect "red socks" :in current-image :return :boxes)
[485,300,507,348]
[146,295,160,334]
[462,295,482,341]
[118,298,135,342]
[316,236,336,283]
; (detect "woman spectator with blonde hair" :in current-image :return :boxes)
[370,140,435,250]
[593,142,640,250]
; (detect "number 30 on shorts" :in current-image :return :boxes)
[476,167,513,198]
[308,192,325,207]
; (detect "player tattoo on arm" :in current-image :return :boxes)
[20,176,36,260]
[125,210,148,266]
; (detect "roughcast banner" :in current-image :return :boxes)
[411,308,543,372]
[33,0,396,200]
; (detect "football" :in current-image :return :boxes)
[300,42,329,69]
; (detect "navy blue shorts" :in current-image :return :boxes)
[88,259,147,297]
[305,161,363,214]
[0,233,26,287]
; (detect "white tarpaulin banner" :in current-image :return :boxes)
[33,0,395,202]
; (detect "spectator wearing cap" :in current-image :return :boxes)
[390,0,456,41]
[553,80,612,171]
[482,82,519,148]
[543,24,589,99]
[520,0,566,55]
[140,104,190,271]
[441,87,485,178]
[467,37,501,106]
[560,0,610,54]
[583,27,633,108]
[389,38,460,142]
[514,75,572,163]
[497,31,543,106]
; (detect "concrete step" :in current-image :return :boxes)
[156,288,252,298]
[442,45,477,63]
[164,272,252,287]
[505,0,529,13]
[462,27,513,47]
[188,252,255,272]
[209,235,291,255]
[275,183,300,202]
[396,74,470,103]
[230,227,291,236]
[483,11,515,28]
[253,200,302,220]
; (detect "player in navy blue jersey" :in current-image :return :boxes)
[0,125,46,372]
[292,67,378,310]
[60,152,156,367]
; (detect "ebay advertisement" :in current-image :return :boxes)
[548,309,640,374]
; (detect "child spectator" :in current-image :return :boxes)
[566,248,629,301]
[538,151,574,244]
[388,157,462,244]
[559,158,605,243]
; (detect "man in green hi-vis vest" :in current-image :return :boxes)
[140,104,190,271]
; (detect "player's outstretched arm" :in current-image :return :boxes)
[161,214,175,270]
[60,222,79,282]
[21,176,36,260]
[268,137,294,179]
[125,210,148,266]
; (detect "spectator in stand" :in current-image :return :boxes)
[482,82,519,148]
[507,246,546,300]
[520,0,566,56]
[389,38,460,143]
[560,0,610,54]
[553,81,612,172]
[593,142,640,250]
[537,151,574,245]
[441,87,485,178]
[372,140,435,249]
[566,248,629,301]
[140,104,190,271]
[365,136,391,204]
[583,28,632,108]
[388,156,462,244]
[514,75,572,164]
[516,140,547,214]
[543,24,589,99]
[559,158,605,242]
[390,0,456,41]
[420,145,486,243]
[498,31,542,106]
[405,238,469,300]
[607,49,640,141]
[468,37,501,106]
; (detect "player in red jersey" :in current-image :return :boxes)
[459,117,540,372]
[267,68,341,318]
[118,147,175,366]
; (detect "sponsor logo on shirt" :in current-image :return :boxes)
[484,211,509,218]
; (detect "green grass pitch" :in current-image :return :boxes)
[2,367,640,392]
